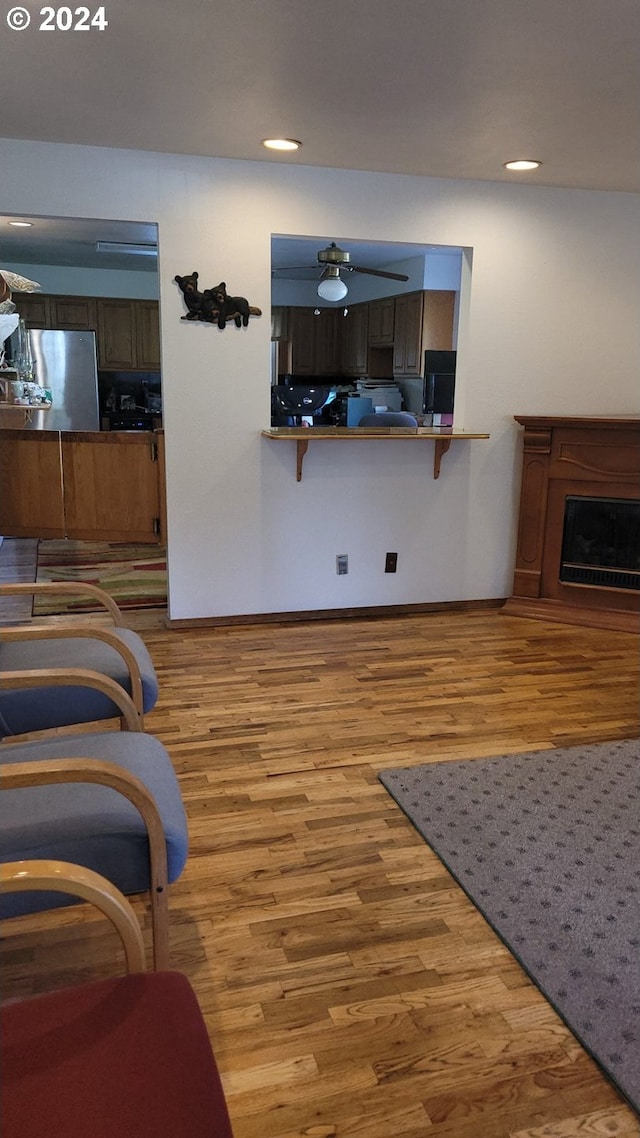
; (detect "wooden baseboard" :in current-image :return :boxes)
[166,597,504,630]
[502,596,640,634]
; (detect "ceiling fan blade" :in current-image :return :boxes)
[272,264,316,273]
[349,264,409,281]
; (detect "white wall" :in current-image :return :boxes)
[1,138,638,620]
[1,262,158,299]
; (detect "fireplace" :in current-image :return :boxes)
[560,496,640,591]
[503,416,640,631]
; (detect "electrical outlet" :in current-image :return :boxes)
[336,554,348,575]
[385,552,398,573]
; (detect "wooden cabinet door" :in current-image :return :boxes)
[393,292,423,376]
[0,430,65,538]
[289,308,316,375]
[13,294,51,329]
[368,297,395,345]
[61,432,161,542]
[135,301,161,369]
[270,306,289,340]
[97,300,136,369]
[314,308,342,376]
[50,296,97,330]
[341,304,369,376]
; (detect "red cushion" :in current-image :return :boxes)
[1,971,234,1138]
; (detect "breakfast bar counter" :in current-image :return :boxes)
[262,426,490,481]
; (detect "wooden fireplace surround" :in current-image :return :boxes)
[503,415,640,632]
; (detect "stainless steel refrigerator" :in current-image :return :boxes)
[19,329,100,431]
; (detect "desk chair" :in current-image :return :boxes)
[1,859,234,1138]
[358,411,418,427]
[0,582,158,736]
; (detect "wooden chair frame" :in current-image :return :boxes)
[0,858,146,973]
[0,581,145,722]
[0,581,126,625]
[0,670,171,969]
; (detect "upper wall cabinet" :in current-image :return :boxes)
[275,290,454,381]
[368,296,395,346]
[13,293,161,372]
[97,299,160,371]
[288,307,343,376]
[392,290,455,377]
[50,296,98,330]
[12,293,51,329]
[341,303,369,376]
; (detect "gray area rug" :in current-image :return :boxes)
[379,739,640,1113]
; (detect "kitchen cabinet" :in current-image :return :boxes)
[278,290,454,381]
[50,296,97,330]
[393,290,455,377]
[270,306,289,340]
[0,429,164,543]
[288,307,343,376]
[62,431,162,541]
[12,293,160,372]
[13,293,50,329]
[97,299,160,371]
[340,303,369,376]
[368,297,395,345]
[0,429,65,538]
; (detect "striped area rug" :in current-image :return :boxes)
[33,540,167,614]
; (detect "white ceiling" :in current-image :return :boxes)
[1,0,639,195]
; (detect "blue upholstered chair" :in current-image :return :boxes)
[358,411,418,427]
[1,860,234,1138]
[0,582,159,736]
[0,669,187,970]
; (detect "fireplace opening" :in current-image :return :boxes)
[560,496,640,591]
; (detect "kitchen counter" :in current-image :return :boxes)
[262,426,490,480]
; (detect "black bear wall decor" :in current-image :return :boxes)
[175,273,262,328]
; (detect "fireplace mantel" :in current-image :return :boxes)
[503,415,640,632]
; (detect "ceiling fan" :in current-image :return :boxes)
[273,242,410,282]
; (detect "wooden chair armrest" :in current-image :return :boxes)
[0,582,126,625]
[0,858,146,973]
[0,667,142,731]
[1,757,169,939]
[0,624,144,715]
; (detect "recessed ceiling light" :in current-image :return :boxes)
[504,159,542,171]
[262,138,302,152]
[8,220,34,227]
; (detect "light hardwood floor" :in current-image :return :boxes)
[1,538,639,1136]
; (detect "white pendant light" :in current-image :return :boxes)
[317,267,348,301]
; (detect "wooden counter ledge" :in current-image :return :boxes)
[262,426,490,480]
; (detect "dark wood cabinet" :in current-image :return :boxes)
[270,306,289,340]
[50,296,97,330]
[393,290,455,377]
[13,294,50,328]
[368,297,395,345]
[279,290,454,381]
[97,299,160,370]
[392,292,424,375]
[289,308,316,375]
[12,293,160,372]
[134,301,161,370]
[341,303,369,376]
[289,308,343,376]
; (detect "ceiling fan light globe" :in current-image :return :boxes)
[317,276,348,301]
